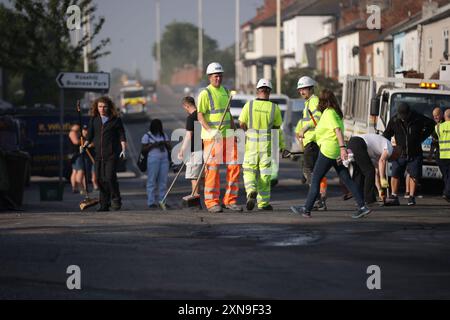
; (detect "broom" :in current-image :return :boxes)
[159,162,185,211]
[76,100,99,211]
[182,94,234,208]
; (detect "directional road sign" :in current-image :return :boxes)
[56,72,110,91]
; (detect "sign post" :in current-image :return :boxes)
[56,72,110,188]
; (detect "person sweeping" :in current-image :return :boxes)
[196,62,242,213]
[82,96,127,212]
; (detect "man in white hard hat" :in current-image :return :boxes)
[197,62,242,213]
[239,79,283,211]
[295,76,327,210]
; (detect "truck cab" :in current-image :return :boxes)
[342,75,450,180]
[119,81,147,118]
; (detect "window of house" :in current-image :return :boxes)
[247,32,254,52]
[317,50,323,73]
[428,38,433,61]
[257,64,264,80]
[328,50,333,78]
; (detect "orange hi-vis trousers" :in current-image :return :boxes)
[203,137,240,209]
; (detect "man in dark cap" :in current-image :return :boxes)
[383,102,435,206]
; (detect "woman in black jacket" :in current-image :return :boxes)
[83,96,127,211]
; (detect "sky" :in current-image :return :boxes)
[90,0,264,80]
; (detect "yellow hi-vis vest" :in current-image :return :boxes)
[436,121,450,159]
[244,100,284,149]
[297,95,320,146]
[197,85,231,139]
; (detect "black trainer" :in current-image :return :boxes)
[407,196,416,206]
[111,199,122,211]
[246,191,257,211]
[385,195,400,206]
[290,205,311,218]
[352,206,371,219]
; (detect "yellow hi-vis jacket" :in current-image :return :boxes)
[436,121,450,159]
[295,95,321,146]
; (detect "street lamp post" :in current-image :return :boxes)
[198,0,203,74]
[156,0,161,85]
[235,0,240,91]
[276,0,281,94]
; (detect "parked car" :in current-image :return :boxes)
[283,98,305,154]
[230,94,253,126]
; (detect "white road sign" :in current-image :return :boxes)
[56,72,110,91]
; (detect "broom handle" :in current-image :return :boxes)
[77,100,90,197]
[83,142,95,164]
[191,94,233,197]
[161,162,185,204]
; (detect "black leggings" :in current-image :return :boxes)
[348,137,377,204]
[95,159,121,208]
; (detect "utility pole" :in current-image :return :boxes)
[156,0,161,85]
[83,9,91,73]
[83,8,91,108]
[235,0,240,91]
[276,0,281,94]
[198,0,203,74]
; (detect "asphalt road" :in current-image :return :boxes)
[1,86,450,300]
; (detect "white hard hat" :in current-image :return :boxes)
[297,76,316,89]
[256,78,273,90]
[206,62,224,75]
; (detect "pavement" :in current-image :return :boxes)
[1,86,450,299]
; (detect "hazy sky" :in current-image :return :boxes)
[90,0,264,80]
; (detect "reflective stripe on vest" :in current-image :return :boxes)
[248,100,276,134]
[204,87,230,128]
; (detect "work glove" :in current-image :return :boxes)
[208,129,222,140]
[119,150,127,160]
[380,177,389,189]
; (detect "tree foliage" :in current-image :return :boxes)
[0,0,110,106]
[282,67,343,100]
[154,22,235,84]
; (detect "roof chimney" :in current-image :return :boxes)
[422,1,439,20]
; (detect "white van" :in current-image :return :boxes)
[230,94,253,126]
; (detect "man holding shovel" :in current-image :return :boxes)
[196,62,242,213]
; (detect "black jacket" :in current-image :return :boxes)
[87,116,127,161]
[383,111,435,157]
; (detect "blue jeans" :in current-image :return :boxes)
[305,151,365,212]
[146,153,170,206]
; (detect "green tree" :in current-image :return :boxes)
[0,0,110,107]
[282,67,342,100]
[154,22,235,84]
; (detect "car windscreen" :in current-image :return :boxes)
[123,90,144,98]
[230,99,248,109]
[390,93,450,119]
[291,110,302,127]
[269,98,287,106]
